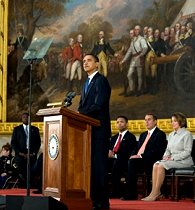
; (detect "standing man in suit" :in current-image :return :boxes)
[108,115,137,198]
[78,54,111,210]
[11,113,41,182]
[121,113,167,200]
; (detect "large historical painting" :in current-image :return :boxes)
[7,0,195,122]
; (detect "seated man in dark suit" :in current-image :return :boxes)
[11,113,41,184]
[121,113,167,200]
[108,115,137,198]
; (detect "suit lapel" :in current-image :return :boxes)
[85,79,94,96]
[20,125,26,137]
[123,131,129,140]
[145,128,158,148]
[82,72,99,104]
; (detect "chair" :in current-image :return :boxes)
[164,168,176,200]
[1,157,23,189]
[137,172,151,197]
[117,172,150,198]
[108,157,128,198]
[2,175,21,189]
[173,140,195,201]
[108,160,149,198]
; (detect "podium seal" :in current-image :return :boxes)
[48,134,59,160]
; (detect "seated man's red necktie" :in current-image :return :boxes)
[113,134,122,153]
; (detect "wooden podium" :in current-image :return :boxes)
[37,107,100,210]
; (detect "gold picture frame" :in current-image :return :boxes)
[1,0,195,136]
[0,0,8,123]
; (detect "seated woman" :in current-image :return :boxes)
[0,143,18,188]
[142,112,194,201]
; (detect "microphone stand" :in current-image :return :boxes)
[63,92,76,107]
[26,59,35,196]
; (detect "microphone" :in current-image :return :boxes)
[64,92,76,107]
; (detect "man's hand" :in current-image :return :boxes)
[1,173,7,177]
[19,152,27,159]
[130,155,141,159]
[108,150,115,158]
[30,153,36,157]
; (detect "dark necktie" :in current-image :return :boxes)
[84,78,90,94]
[113,134,122,153]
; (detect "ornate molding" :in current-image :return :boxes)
[112,118,195,135]
[0,122,44,135]
[1,118,195,135]
[111,119,169,135]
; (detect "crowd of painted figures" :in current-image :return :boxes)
[60,22,194,97]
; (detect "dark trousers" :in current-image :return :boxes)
[126,158,153,198]
[32,153,43,190]
[14,155,37,187]
[90,137,110,208]
[111,158,128,196]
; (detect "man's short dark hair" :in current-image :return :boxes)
[117,115,128,123]
[145,113,158,121]
[84,54,99,62]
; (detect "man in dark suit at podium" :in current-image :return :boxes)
[11,113,41,183]
[78,54,111,210]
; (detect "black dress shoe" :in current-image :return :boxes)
[92,206,110,210]
[120,195,137,200]
[92,202,110,210]
[92,207,110,210]
[109,192,121,198]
